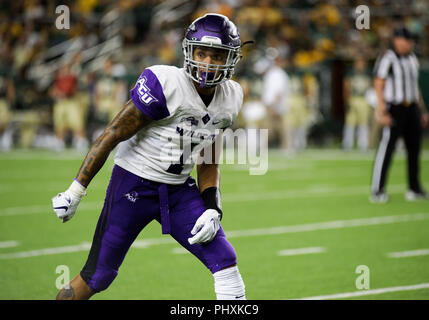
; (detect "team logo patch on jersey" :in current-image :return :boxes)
[125,191,139,203]
[180,116,199,126]
[136,76,158,105]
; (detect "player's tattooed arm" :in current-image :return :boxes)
[196,134,223,221]
[75,100,152,187]
[197,133,222,192]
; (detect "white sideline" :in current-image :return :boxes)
[277,247,326,256]
[388,249,429,258]
[0,183,408,217]
[296,282,429,300]
[1,212,429,259]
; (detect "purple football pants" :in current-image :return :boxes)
[80,165,237,292]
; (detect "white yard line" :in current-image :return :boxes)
[388,249,429,258]
[0,183,408,217]
[1,212,429,259]
[296,282,429,300]
[172,247,189,254]
[0,202,103,217]
[0,240,19,248]
[225,212,429,238]
[0,183,107,194]
[277,247,326,256]
[0,242,91,259]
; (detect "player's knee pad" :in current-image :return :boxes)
[213,266,246,300]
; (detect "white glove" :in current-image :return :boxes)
[52,180,86,223]
[188,209,221,245]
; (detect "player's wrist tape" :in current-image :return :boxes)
[201,187,223,221]
[69,179,87,198]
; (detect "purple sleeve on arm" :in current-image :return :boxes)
[130,68,169,120]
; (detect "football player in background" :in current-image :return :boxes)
[52,13,247,300]
[342,57,372,151]
[255,48,290,153]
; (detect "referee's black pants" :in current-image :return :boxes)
[371,103,423,194]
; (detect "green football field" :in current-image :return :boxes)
[1,147,429,300]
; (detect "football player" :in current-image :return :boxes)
[52,13,246,300]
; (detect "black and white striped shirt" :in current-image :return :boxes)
[373,49,419,105]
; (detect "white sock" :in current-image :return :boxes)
[73,136,89,152]
[357,125,369,151]
[213,266,246,300]
[342,125,354,150]
[54,138,65,152]
[0,128,13,151]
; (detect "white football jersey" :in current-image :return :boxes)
[114,65,243,184]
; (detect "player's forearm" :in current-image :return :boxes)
[197,134,222,192]
[75,129,118,187]
[197,163,220,192]
[374,77,387,113]
[418,90,427,114]
[197,163,223,219]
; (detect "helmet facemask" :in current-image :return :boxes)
[183,39,241,88]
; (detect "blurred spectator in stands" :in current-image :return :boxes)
[255,47,290,153]
[303,72,321,128]
[239,76,268,162]
[240,77,266,130]
[365,87,380,150]
[13,33,32,73]
[92,57,127,141]
[0,57,15,151]
[23,0,44,22]
[11,71,45,149]
[76,0,100,18]
[193,0,235,20]
[287,74,310,151]
[156,30,181,65]
[1,37,44,150]
[51,60,89,152]
[342,57,372,151]
[0,0,428,151]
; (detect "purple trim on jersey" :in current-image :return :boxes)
[130,68,169,120]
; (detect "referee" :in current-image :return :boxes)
[370,26,428,203]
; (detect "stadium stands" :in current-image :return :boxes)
[0,0,427,150]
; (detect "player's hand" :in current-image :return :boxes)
[52,180,86,223]
[188,209,221,245]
